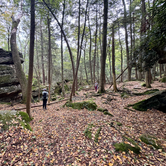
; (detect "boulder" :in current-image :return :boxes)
[0,48,24,102]
[0,48,24,64]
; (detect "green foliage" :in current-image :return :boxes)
[0,111,32,131]
[140,134,163,150]
[94,126,102,143]
[64,101,97,111]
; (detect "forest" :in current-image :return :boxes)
[0,0,166,165]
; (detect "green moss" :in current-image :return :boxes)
[116,122,122,126]
[54,86,62,95]
[0,75,11,84]
[140,134,162,150]
[103,111,113,117]
[84,124,94,139]
[114,142,140,154]
[64,101,97,111]
[19,121,32,131]
[51,96,57,101]
[160,77,166,83]
[97,108,108,112]
[0,111,32,131]
[17,111,32,123]
[131,95,161,111]
[64,84,69,91]
[94,126,102,143]
[141,82,146,87]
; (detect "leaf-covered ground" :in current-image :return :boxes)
[0,81,166,166]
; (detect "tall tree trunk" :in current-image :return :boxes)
[133,12,138,79]
[26,0,35,118]
[11,15,27,103]
[108,39,112,82]
[35,35,41,101]
[93,3,98,83]
[88,8,93,84]
[118,23,123,82]
[122,0,131,81]
[99,0,108,93]
[70,0,89,101]
[61,1,65,97]
[40,19,45,85]
[42,0,75,85]
[112,25,118,92]
[47,16,52,104]
[75,0,81,91]
[84,37,88,83]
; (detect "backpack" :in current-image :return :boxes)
[43,92,47,99]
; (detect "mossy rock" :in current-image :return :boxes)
[64,101,97,111]
[54,85,62,95]
[160,77,166,83]
[51,96,57,101]
[140,134,163,150]
[114,142,140,154]
[103,111,113,116]
[0,111,32,131]
[64,84,69,91]
[129,91,166,112]
[17,111,32,123]
[97,108,108,112]
[141,82,146,87]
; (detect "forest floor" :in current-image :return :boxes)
[0,81,166,166]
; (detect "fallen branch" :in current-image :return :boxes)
[109,66,128,89]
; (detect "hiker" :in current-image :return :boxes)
[94,81,98,92]
[42,88,48,110]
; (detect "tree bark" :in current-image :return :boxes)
[40,18,45,85]
[88,8,93,84]
[118,22,123,82]
[61,1,65,97]
[42,0,75,85]
[122,0,131,81]
[26,0,35,118]
[99,0,108,93]
[70,0,89,101]
[112,25,118,92]
[47,16,52,104]
[10,14,27,103]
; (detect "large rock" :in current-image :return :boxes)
[0,48,24,64]
[0,48,24,102]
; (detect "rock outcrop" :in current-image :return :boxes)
[0,48,24,102]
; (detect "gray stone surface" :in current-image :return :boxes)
[0,48,24,64]
[0,48,24,101]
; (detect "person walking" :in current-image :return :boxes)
[42,88,48,110]
[94,81,98,92]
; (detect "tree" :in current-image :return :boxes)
[122,0,131,81]
[26,0,35,118]
[98,0,108,93]
[10,11,27,103]
[112,24,118,92]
